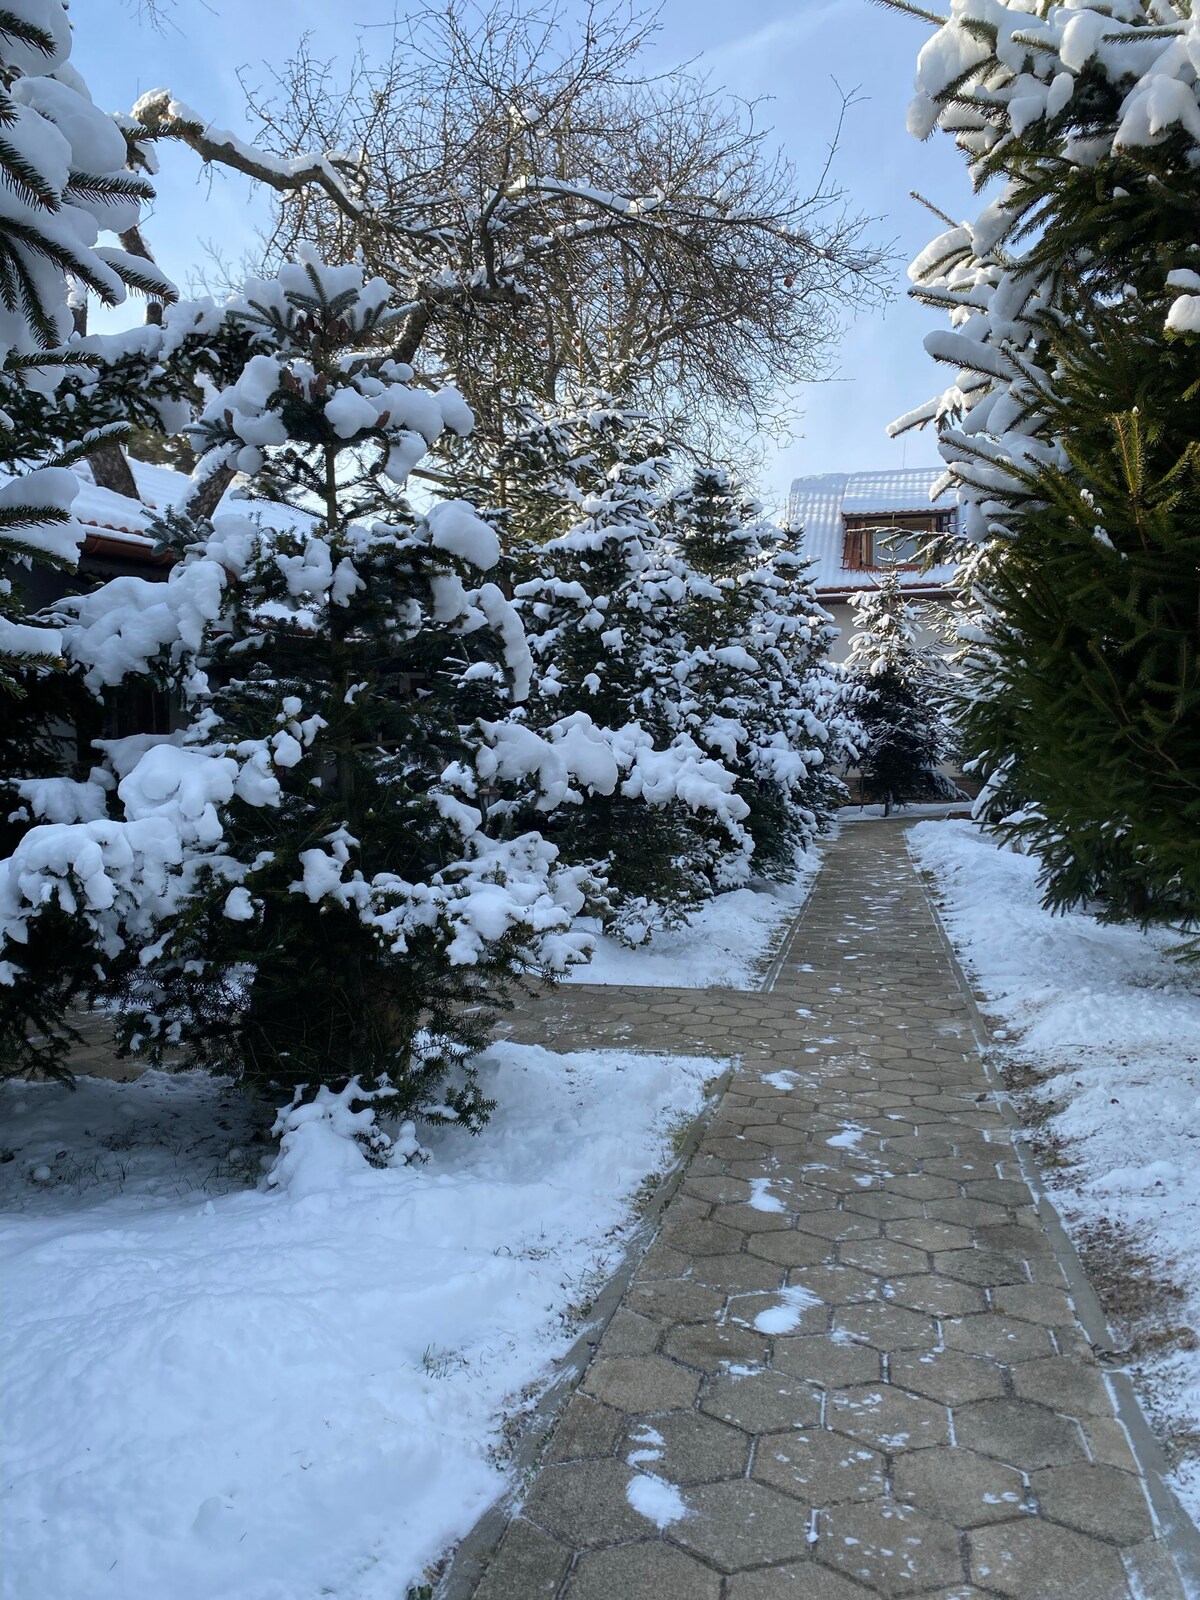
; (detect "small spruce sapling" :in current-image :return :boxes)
[846,572,957,815]
[513,408,751,941]
[668,468,855,874]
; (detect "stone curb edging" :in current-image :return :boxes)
[434,1056,735,1600]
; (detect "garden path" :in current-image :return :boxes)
[462,821,1200,1600]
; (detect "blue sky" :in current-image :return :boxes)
[89,0,975,511]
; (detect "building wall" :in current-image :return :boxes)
[822,595,954,665]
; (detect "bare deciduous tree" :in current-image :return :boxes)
[132,0,887,460]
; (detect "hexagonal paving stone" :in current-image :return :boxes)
[626,1279,727,1325]
[715,1202,795,1234]
[827,1383,949,1452]
[545,1394,624,1463]
[969,1517,1133,1597]
[991,1282,1076,1328]
[580,1355,700,1414]
[562,1542,721,1600]
[886,1219,975,1253]
[699,1369,823,1434]
[622,1409,749,1485]
[1010,1355,1113,1417]
[815,1500,964,1596]
[658,1217,748,1256]
[894,1446,1027,1527]
[963,1178,1034,1206]
[883,1174,961,1201]
[1031,1462,1154,1544]
[785,1262,880,1306]
[932,1249,1030,1287]
[839,1239,930,1277]
[728,1289,828,1338]
[522,1458,647,1546]
[749,1230,836,1268]
[843,1191,926,1221]
[663,1322,769,1374]
[598,1307,662,1357]
[634,1241,691,1281]
[925,1198,1014,1229]
[795,1210,884,1244]
[954,1398,1087,1470]
[685,1174,752,1205]
[671,1478,814,1572]
[942,1314,1056,1363]
[687,1253,785,1293]
[888,1348,1005,1405]
[881,1273,986,1317]
[773,1334,881,1389]
[753,1427,886,1504]
[725,1566,875,1600]
[473,1518,570,1600]
[833,1302,939,1352]
[799,1166,885,1197]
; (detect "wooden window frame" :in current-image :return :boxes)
[841,511,953,572]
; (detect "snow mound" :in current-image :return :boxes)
[0,1042,719,1599]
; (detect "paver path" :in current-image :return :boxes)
[467,823,1198,1600]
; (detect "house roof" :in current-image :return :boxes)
[787,469,957,596]
[73,460,194,562]
[70,459,317,566]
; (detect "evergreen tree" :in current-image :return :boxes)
[960,300,1200,932]
[4,256,591,1119]
[0,0,173,687]
[846,573,957,815]
[667,468,857,873]
[513,408,753,941]
[890,0,1200,934]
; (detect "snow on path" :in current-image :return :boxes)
[909,820,1200,1519]
[567,848,820,988]
[0,1044,718,1600]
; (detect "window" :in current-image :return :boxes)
[841,512,952,571]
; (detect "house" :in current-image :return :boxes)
[12,460,197,751]
[786,468,957,662]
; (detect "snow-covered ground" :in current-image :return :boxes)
[0,1045,721,1600]
[909,819,1200,1518]
[568,847,821,988]
[841,800,969,823]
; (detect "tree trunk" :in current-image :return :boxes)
[89,441,142,501]
[183,463,237,523]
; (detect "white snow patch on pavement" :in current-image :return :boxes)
[567,849,820,988]
[0,1043,719,1600]
[752,1284,822,1334]
[827,1124,865,1150]
[763,1070,799,1091]
[748,1178,785,1213]
[626,1473,690,1528]
[909,819,1200,1520]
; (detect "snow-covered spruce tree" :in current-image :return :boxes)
[845,573,957,815]
[0,0,172,684]
[888,0,1200,928]
[956,298,1199,930]
[667,467,856,875]
[0,2,183,1078]
[513,408,753,942]
[7,256,591,1121]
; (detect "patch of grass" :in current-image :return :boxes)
[1075,1215,1193,1370]
[420,1345,470,1380]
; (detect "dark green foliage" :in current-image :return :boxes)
[847,573,957,814]
[114,259,579,1127]
[963,302,1200,933]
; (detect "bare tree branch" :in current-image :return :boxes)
[130,0,890,457]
